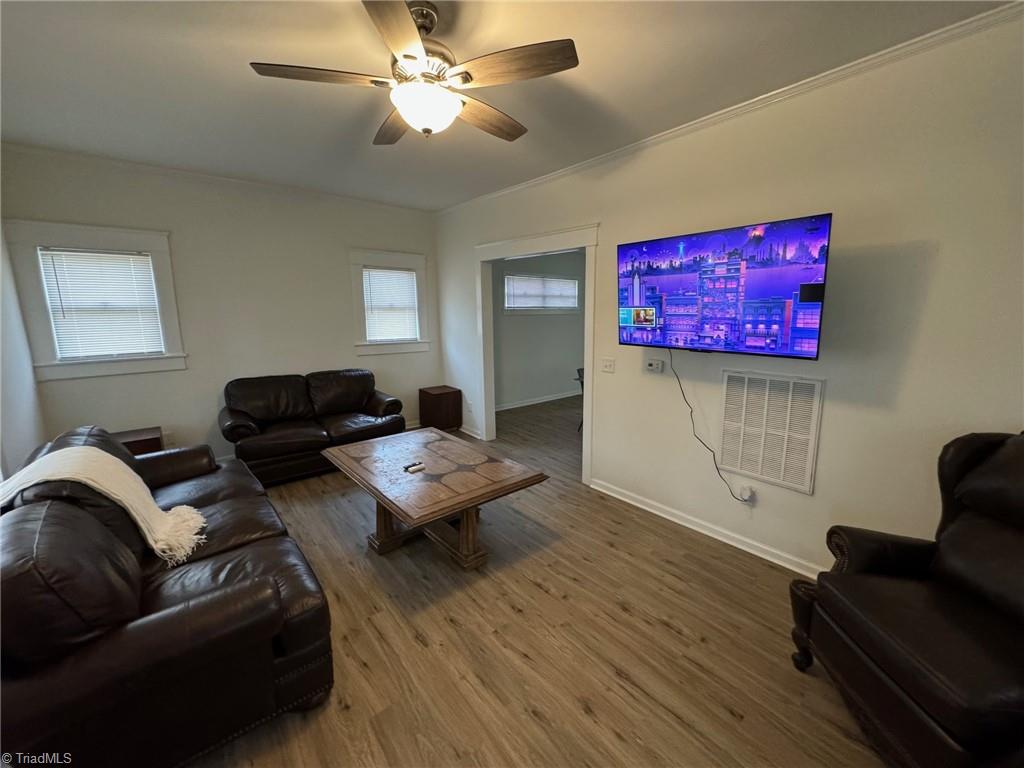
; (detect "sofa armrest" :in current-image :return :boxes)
[365,390,403,417]
[3,579,283,743]
[219,406,260,442]
[826,526,936,576]
[136,445,217,489]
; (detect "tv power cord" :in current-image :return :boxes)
[668,349,751,504]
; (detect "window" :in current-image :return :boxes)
[39,248,166,360]
[362,267,420,342]
[350,249,429,356]
[504,275,579,311]
[4,220,186,381]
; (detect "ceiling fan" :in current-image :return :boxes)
[251,0,578,144]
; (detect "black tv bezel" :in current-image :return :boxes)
[616,212,833,362]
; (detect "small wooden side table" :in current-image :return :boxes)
[418,386,462,431]
[111,426,164,456]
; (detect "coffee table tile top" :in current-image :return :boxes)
[322,428,547,526]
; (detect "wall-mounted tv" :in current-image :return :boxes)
[618,213,832,360]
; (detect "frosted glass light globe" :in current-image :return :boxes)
[390,82,464,135]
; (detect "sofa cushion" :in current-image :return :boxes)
[152,458,264,509]
[234,421,330,462]
[953,434,1024,528]
[320,412,405,445]
[817,572,1024,749]
[306,369,374,417]
[6,427,149,559]
[933,515,1024,622]
[142,536,328,655]
[141,496,287,576]
[1,501,141,666]
[44,425,143,473]
[225,375,315,423]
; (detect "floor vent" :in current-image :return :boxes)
[720,370,824,495]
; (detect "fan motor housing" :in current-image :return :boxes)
[408,1,439,35]
[392,37,455,82]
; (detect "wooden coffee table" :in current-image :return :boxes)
[322,428,547,569]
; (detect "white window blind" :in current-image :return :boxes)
[504,275,578,310]
[38,248,166,360]
[362,267,420,342]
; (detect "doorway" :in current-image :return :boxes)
[490,249,586,464]
[473,225,598,484]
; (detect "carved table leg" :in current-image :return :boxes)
[424,506,488,570]
[367,501,419,555]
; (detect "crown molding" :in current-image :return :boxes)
[440,3,1023,216]
[0,141,433,216]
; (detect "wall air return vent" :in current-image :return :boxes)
[720,370,824,495]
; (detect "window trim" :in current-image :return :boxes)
[349,249,430,356]
[503,272,581,315]
[3,220,187,381]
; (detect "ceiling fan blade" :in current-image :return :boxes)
[458,95,527,142]
[251,63,393,88]
[446,39,578,89]
[362,1,427,65]
[373,109,409,145]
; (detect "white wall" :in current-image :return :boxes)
[492,249,585,409]
[1,145,440,456]
[1,230,47,475]
[437,18,1024,571]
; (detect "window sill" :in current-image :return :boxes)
[34,353,188,381]
[354,340,431,356]
[503,308,581,316]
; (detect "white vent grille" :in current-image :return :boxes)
[720,370,824,494]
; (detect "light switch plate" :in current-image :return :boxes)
[601,358,616,373]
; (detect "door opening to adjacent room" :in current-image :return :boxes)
[487,249,587,474]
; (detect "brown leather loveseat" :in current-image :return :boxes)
[789,432,1024,768]
[1,426,333,768]
[218,368,404,485]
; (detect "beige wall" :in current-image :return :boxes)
[492,249,585,409]
[1,230,47,474]
[437,19,1024,571]
[1,146,440,456]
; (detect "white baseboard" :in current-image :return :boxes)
[588,478,827,577]
[458,425,483,439]
[404,420,421,430]
[495,390,581,412]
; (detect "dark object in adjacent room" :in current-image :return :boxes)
[419,385,462,431]
[789,431,1024,768]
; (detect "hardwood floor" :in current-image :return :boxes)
[194,396,880,768]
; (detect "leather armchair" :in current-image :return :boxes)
[824,526,937,577]
[1,426,333,768]
[218,369,405,485]
[789,432,1024,768]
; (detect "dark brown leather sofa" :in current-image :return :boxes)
[789,432,1024,768]
[1,426,333,768]
[218,368,404,485]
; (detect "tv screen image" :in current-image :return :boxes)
[617,213,832,360]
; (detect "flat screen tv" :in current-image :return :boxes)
[617,213,832,360]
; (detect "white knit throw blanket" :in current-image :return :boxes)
[0,446,206,565]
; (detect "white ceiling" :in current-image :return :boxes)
[1,1,1000,211]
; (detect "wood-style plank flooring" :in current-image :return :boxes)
[194,396,880,768]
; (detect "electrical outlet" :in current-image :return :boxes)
[738,485,755,504]
[163,431,176,448]
[645,359,664,374]
[601,357,616,373]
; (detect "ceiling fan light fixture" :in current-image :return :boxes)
[389,81,463,135]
